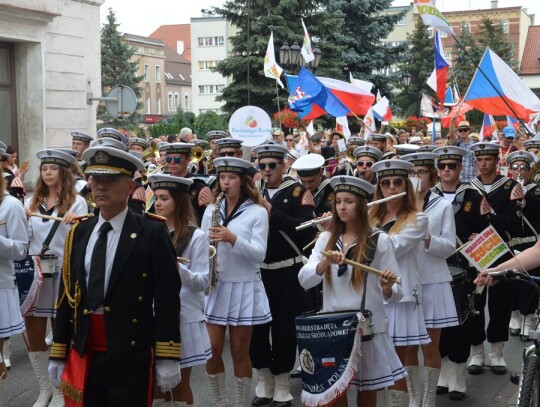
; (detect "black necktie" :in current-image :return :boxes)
[87,222,113,310]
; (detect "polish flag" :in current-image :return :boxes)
[372,96,392,121]
[321,357,336,367]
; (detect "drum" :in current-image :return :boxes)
[449,265,471,324]
[14,254,44,315]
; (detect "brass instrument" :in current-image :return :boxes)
[205,191,226,295]
[142,140,160,163]
[85,192,96,209]
[188,146,205,174]
[526,159,540,184]
[204,150,214,174]
[345,146,356,163]
[260,176,268,199]
[177,246,217,264]
[141,165,164,185]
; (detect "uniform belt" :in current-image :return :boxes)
[508,236,537,247]
[261,255,305,270]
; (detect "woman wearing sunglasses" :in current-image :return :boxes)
[400,152,458,407]
[353,146,383,185]
[299,176,404,407]
[368,160,429,407]
[148,174,210,406]
[202,157,271,407]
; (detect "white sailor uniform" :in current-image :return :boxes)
[0,193,28,338]
[381,213,431,346]
[299,231,406,391]
[418,192,459,328]
[25,195,87,317]
[202,199,272,326]
[177,228,212,368]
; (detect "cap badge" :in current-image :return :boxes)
[480,144,485,150]
[95,151,109,164]
[443,148,448,153]
[385,162,390,168]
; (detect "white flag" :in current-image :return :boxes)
[263,32,284,88]
[426,68,437,93]
[376,89,382,103]
[301,19,315,64]
[349,72,373,92]
[306,120,315,136]
[420,94,437,118]
[336,116,351,139]
[363,108,376,138]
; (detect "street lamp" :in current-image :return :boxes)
[279,41,322,71]
[402,72,412,89]
[401,71,420,118]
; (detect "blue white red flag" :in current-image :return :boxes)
[372,96,392,121]
[480,114,497,138]
[506,115,519,130]
[434,31,449,105]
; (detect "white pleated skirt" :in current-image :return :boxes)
[350,332,407,391]
[0,287,25,338]
[179,320,212,368]
[205,281,272,326]
[385,301,431,346]
[26,274,60,318]
[421,282,459,328]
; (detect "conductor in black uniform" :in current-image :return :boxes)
[48,146,181,407]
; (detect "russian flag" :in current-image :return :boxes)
[464,48,540,120]
[506,115,519,130]
[434,31,449,105]
[480,114,497,138]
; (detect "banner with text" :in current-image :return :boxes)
[459,225,509,271]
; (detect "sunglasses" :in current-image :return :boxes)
[286,139,294,142]
[408,170,430,177]
[437,162,459,170]
[259,162,279,170]
[220,151,236,157]
[511,164,530,170]
[458,129,470,133]
[356,161,374,168]
[165,156,182,164]
[380,178,404,188]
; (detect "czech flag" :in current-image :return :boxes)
[506,115,519,130]
[464,48,540,120]
[480,114,497,138]
[434,31,449,105]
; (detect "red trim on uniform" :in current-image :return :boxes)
[88,314,107,351]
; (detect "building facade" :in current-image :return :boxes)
[163,45,192,114]
[0,0,103,184]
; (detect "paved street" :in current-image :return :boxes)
[4,327,524,406]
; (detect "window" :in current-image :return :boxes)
[174,93,180,110]
[184,93,189,111]
[397,15,406,26]
[462,22,471,33]
[198,60,219,70]
[146,97,151,114]
[501,19,509,34]
[197,36,225,47]
[156,98,161,115]
[198,85,225,94]
[168,92,174,112]
[155,65,161,83]
[144,64,150,82]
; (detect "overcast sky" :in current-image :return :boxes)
[100,0,539,37]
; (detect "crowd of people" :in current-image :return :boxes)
[0,117,539,407]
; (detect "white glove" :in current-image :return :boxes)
[48,360,66,388]
[155,359,181,393]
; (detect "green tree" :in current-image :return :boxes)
[99,8,143,129]
[395,17,434,118]
[194,111,228,139]
[211,0,345,117]
[452,21,482,97]
[327,0,408,97]
[478,17,515,68]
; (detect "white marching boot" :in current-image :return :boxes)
[404,366,421,407]
[28,351,54,407]
[49,388,65,407]
[510,310,522,335]
[234,376,251,407]
[273,373,293,405]
[389,389,407,407]
[448,362,467,400]
[467,343,485,374]
[488,342,507,374]
[437,357,450,394]
[252,368,274,406]
[45,331,54,347]
[422,367,439,407]
[523,314,537,339]
[207,371,227,407]
[3,340,11,370]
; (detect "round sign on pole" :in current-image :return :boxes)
[228,106,272,147]
[105,85,137,118]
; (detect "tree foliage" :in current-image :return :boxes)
[194,111,229,139]
[99,8,143,129]
[478,17,514,67]
[451,22,482,96]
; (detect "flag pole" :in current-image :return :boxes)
[275,79,282,130]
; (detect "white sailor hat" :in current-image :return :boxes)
[91,137,128,151]
[83,146,144,177]
[0,141,6,150]
[148,174,193,193]
[71,131,94,143]
[524,134,540,151]
[213,157,253,175]
[129,151,143,161]
[0,148,10,160]
[507,150,536,165]
[433,146,466,162]
[54,148,79,158]
[400,152,438,166]
[36,149,76,167]
[164,142,195,155]
[286,150,300,161]
[253,144,288,160]
[470,142,502,156]
[158,142,170,152]
[382,151,396,160]
[206,130,228,141]
[215,138,243,150]
[353,145,383,161]
[409,136,422,145]
[348,136,366,147]
[194,139,209,148]
[128,138,150,150]
[291,154,324,176]
[394,144,420,156]
[418,145,438,152]
[97,127,129,146]
[369,133,387,142]
[371,159,413,178]
[329,175,375,199]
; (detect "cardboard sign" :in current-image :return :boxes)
[459,225,509,271]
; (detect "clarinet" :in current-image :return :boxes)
[205,191,225,295]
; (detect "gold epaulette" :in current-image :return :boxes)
[155,340,182,359]
[50,342,67,359]
[144,212,167,222]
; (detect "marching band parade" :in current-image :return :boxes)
[3,1,540,407]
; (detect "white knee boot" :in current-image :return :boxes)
[28,351,54,407]
[207,372,227,407]
[510,310,521,335]
[3,340,11,370]
[273,372,293,404]
[49,388,65,407]
[234,376,251,407]
[253,368,274,405]
[389,389,407,407]
[488,342,507,374]
[448,362,467,400]
[422,367,439,407]
[437,357,450,393]
[404,366,421,407]
[467,343,485,374]
[523,314,537,339]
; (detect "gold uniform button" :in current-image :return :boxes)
[142,273,148,278]
[131,341,136,347]
[83,309,89,315]
[138,296,143,302]
[132,319,138,324]
[104,306,111,313]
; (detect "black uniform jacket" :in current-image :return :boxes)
[51,210,181,361]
